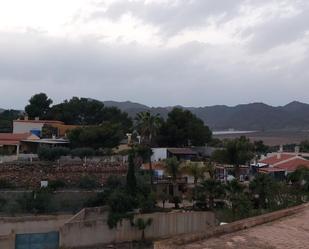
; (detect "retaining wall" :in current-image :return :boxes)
[154,203,309,249]
[60,209,216,248]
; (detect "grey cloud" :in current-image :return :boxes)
[243,1,309,51]
[92,0,245,36]
[1,30,309,109]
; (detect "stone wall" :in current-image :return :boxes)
[154,203,309,249]
[60,208,216,248]
[0,161,127,188]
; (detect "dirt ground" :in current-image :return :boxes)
[214,131,309,146]
[183,206,309,249]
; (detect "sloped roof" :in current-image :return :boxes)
[0,133,39,146]
[14,120,64,124]
[167,148,197,155]
[259,154,296,165]
[275,157,309,172]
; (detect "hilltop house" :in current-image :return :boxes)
[151,148,198,162]
[255,152,309,179]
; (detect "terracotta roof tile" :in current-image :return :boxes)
[259,154,296,165]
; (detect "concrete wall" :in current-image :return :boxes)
[13,122,44,134]
[154,203,309,249]
[151,148,167,162]
[60,209,216,248]
[0,215,71,235]
[0,214,71,249]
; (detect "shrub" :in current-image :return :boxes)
[78,175,99,190]
[48,179,67,190]
[38,147,70,161]
[0,178,15,189]
[71,147,95,160]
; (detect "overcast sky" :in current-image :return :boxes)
[0,0,309,109]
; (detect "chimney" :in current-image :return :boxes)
[279,145,283,153]
[24,115,29,121]
[35,117,39,121]
[126,133,132,145]
[295,146,300,155]
[277,153,281,160]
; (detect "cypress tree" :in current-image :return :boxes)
[126,152,137,195]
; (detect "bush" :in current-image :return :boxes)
[71,147,95,160]
[48,179,67,190]
[17,189,55,214]
[78,175,99,190]
[0,178,15,189]
[38,147,70,161]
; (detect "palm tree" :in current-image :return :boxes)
[133,218,153,241]
[182,162,206,186]
[135,112,162,186]
[165,157,181,184]
[135,112,161,145]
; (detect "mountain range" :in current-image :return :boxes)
[103,101,309,131]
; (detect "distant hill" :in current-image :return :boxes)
[102,100,309,131]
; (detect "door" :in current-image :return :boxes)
[15,231,59,249]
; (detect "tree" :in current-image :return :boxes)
[68,124,123,149]
[71,147,95,165]
[157,108,212,147]
[165,157,181,184]
[133,218,153,241]
[300,140,309,153]
[25,93,53,119]
[249,174,279,209]
[135,112,162,186]
[47,97,132,130]
[38,147,70,161]
[196,179,225,209]
[126,153,137,195]
[212,136,254,178]
[182,162,206,185]
[0,110,20,132]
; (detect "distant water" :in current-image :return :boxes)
[213,130,257,135]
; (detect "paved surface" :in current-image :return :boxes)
[184,207,309,249]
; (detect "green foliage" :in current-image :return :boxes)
[133,218,153,241]
[17,189,54,214]
[0,178,15,189]
[48,179,67,190]
[249,174,280,209]
[0,110,20,132]
[253,140,269,156]
[105,175,124,189]
[135,111,162,145]
[287,167,309,192]
[182,162,206,184]
[300,140,309,152]
[71,147,95,160]
[107,189,137,228]
[212,136,254,176]
[25,93,53,119]
[78,175,99,190]
[38,146,70,161]
[47,97,132,130]
[126,153,137,195]
[157,108,212,147]
[195,179,225,210]
[68,124,123,149]
[165,157,181,183]
[41,124,58,138]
